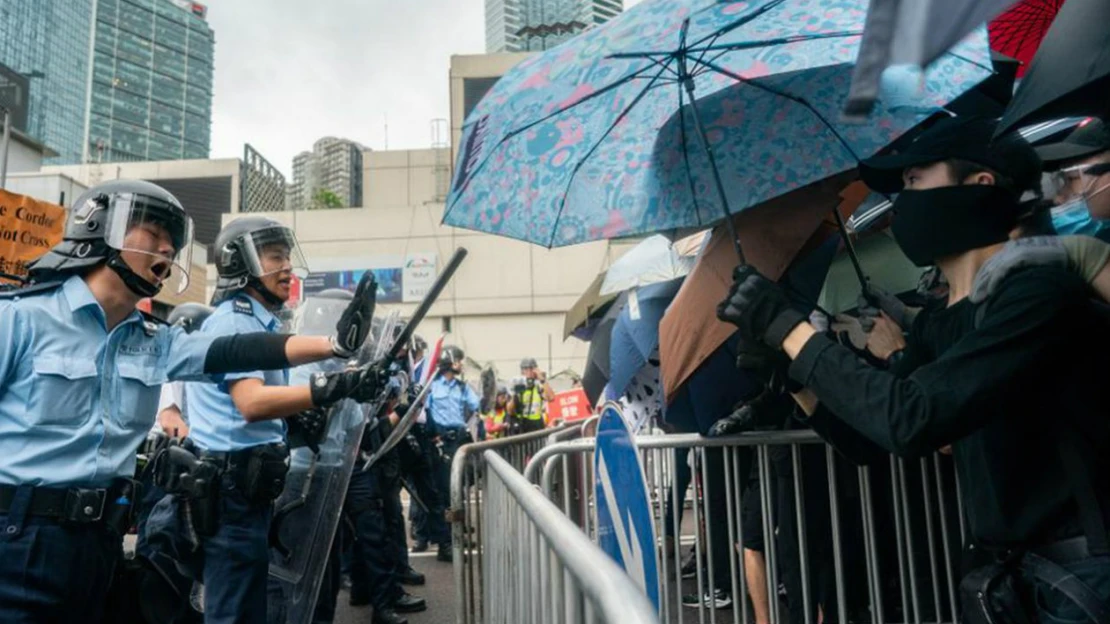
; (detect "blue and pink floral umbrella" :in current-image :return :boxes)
[445,0,993,252]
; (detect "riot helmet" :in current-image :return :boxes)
[167,302,213,333]
[438,345,465,373]
[211,216,308,307]
[26,179,194,297]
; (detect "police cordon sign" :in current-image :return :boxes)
[0,189,66,283]
[594,402,660,611]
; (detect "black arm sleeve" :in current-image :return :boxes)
[787,267,1088,457]
[203,333,292,374]
[806,405,890,466]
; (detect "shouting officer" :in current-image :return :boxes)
[424,345,479,563]
[155,216,380,624]
[0,180,381,622]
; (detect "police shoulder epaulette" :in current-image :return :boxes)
[139,310,167,337]
[233,298,254,316]
[0,281,63,300]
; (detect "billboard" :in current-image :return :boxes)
[301,268,403,303]
[295,253,440,306]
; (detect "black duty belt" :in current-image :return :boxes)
[198,443,287,469]
[0,482,136,531]
[439,428,468,442]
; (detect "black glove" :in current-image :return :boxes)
[735,336,802,395]
[286,407,329,453]
[332,272,377,358]
[707,388,789,437]
[717,265,807,350]
[310,364,388,408]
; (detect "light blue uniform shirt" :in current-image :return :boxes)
[426,376,480,430]
[185,295,288,452]
[0,276,215,487]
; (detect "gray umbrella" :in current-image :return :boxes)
[845,0,1018,116]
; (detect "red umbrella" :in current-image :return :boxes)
[989,0,1066,76]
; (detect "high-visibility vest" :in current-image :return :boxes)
[483,408,508,437]
[518,386,546,421]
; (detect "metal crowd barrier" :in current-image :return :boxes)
[525,432,966,624]
[450,420,587,624]
[481,450,657,624]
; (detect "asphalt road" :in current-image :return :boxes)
[333,549,457,624]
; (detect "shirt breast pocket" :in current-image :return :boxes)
[117,357,165,430]
[31,355,100,427]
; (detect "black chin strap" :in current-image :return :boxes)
[107,251,161,298]
[247,276,285,309]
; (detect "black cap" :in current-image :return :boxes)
[1035,118,1110,170]
[859,116,1042,194]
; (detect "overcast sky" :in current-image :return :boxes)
[205,0,641,177]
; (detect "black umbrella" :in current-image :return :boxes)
[946,51,1021,116]
[996,0,1110,137]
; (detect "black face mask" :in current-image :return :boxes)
[890,185,1020,267]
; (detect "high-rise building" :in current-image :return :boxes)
[88,0,214,163]
[288,137,365,211]
[0,1,97,164]
[485,0,623,53]
[0,0,213,165]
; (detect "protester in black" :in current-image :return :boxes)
[718,116,1110,623]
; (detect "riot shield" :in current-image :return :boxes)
[267,248,467,623]
[266,304,402,624]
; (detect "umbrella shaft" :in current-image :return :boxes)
[681,78,746,265]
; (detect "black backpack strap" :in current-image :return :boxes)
[1021,552,1110,624]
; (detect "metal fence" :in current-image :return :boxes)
[450,420,589,624]
[481,450,658,624]
[525,432,966,624]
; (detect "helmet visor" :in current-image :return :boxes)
[103,193,195,294]
[240,226,309,280]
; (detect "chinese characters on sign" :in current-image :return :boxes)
[402,253,437,303]
[546,388,591,423]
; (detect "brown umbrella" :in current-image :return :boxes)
[658,172,862,400]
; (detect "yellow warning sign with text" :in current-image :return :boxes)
[0,189,66,281]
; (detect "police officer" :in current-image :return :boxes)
[346,381,427,624]
[0,180,379,622]
[511,357,555,434]
[424,345,480,563]
[152,216,383,624]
